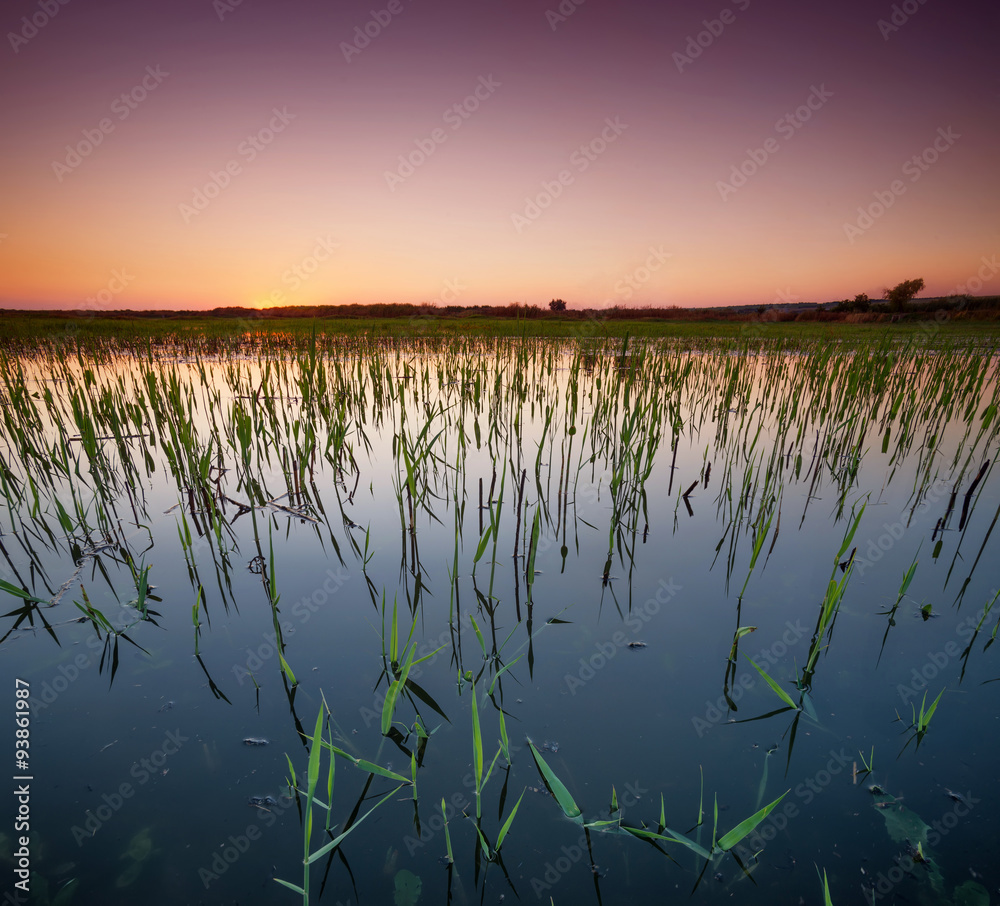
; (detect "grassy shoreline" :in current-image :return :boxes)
[3,311,1000,347]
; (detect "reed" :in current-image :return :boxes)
[1,330,997,902]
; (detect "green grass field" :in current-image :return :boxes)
[3,310,1000,348]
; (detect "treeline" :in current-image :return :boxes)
[203,298,1000,322]
[7,296,1000,322]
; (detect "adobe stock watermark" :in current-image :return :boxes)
[401,753,524,857]
[717,84,834,200]
[896,615,977,705]
[7,0,71,54]
[545,0,585,31]
[906,273,980,343]
[77,268,134,314]
[29,597,153,712]
[852,478,949,578]
[232,566,349,684]
[877,0,930,41]
[692,619,809,737]
[610,247,672,301]
[842,127,960,243]
[179,107,295,224]
[198,788,297,888]
[384,75,501,191]
[213,0,247,21]
[672,0,751,74]
[404,789,472,856]
[735,287,800,341]
[730,748,852,863]
[530,782,649,898]
[341,1,411,63]
[408,277,467,334]
[51,66,170,182]
[867,793,979,901]
[254,236,340,307]
[69,729,189,845]
[359,612,475,727]
[950,254,998,296]
[772,287,799,306]
[564,578,681,694]
[511,117,628,233]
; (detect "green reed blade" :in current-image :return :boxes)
[305,704,324,808]
[527,738,581,820]
[0,580,48,605]
[498,707,510,763]
[473,523,493,567]
[277,650,297,687]
[744,655,799,710]
[496,788,526,851]
[712,793,718,850]
[816,865,834,905]
[716,790,789,851]
[382,635,418,734]
[469,614,487,659]
[471,680,484,816]
[488,653,524,695]
[322,743,411,783]
[471,819,492,860]
[918,687,945,731]
[621,825,711,860]
[441,798,454,863]
[306,784,403,864]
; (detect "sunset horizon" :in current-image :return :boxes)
[1,0,997,314]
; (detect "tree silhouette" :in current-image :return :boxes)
[549,298,567,312]
[883,279,924,312]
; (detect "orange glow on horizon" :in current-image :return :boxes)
[1,2,997,313]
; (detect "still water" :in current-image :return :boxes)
[1,339,997,905]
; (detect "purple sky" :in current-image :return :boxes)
[1,0,998,310]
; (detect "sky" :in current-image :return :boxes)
[0,0,998,311]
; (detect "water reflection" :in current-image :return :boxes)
[1,337,997,904]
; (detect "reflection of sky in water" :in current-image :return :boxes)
[2,344,999,904]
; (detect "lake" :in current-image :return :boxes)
[1,335,997,905]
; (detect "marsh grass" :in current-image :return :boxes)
[897,687,945,757]
[1,330,998,902]
[275,702,408,902]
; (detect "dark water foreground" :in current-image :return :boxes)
[1,338,998,905]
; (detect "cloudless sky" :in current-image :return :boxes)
[1,0,998,310]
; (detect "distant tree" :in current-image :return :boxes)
[549,298,567,312]
[882,279,924,312]
[854,293,870,305]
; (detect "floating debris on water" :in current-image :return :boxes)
[243,737,269,746]
[394,868,422,906]
[627,641,647,649]
[541,740,559,753]
[248,795,277,808]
